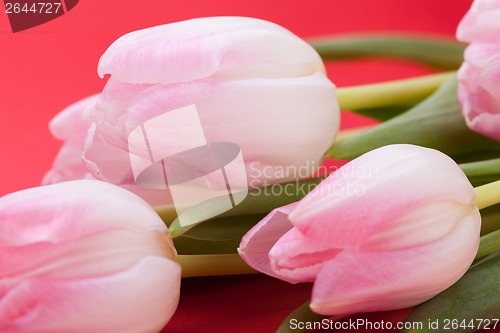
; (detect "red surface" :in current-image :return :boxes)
[1,1,489,333]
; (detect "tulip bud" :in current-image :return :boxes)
[0,180,181,332]
[84,16,339,189]
[458,32,500,142]
[238,144,481,315]
[456,0,500,43]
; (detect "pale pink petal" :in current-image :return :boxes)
[49,94,98,141]
[0,228,172,280]
[84,79,154,151]
[87,73,338,188]
[289,145,475,248]
[458,66,498,124]
[458,33,500,142]
[460,68,500,141]
[310,209,480,315]
[120,185,173,207]
[0,258,181,333]
[466,111,500,141]
[269,228,341,283]
[43,95,99,185]
[462,32,500,71]
[456,0,500,43]
[98,17,324,84]
[0,180,168,246]
[42,141,93,185]
[89,17,338,190]
[82,126,173,205]
[128,74,338,166]
[83,125,136,184]
[0,181,180,331]
[238,203,297,280]
[362,201,478,250]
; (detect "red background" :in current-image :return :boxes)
[0,1,487,332]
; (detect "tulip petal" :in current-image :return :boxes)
[464,109,500,142]
[0,181,180,332]
[0,228,172,279]
[0,257,181,333]
[98,17,324,84]
[310,209,480,315]
[42,140,94,185]
[43,95,98,185]
[83,78,154,151]
[238,203,297,281]
[49,94,98,141]
[403,253,500,333]
[458,33,500,142]
[362,201,478,250]
[85,74,338,188]
[456,0,500,43]
[0,180,167,246]
[83,125,137,184]
[81,127,175,206]
[269,228,341,283]
[289,144,475,248]
[462,33,500,72]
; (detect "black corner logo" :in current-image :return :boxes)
[3,0,79,33]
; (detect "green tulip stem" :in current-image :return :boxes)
[336,71,456,111]
[476,229,500,259]
[310,35,465,70]
[177,254,257,278]
[333,126,372,145]
[475,179,500,210]
[156,204,178,226]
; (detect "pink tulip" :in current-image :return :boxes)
[0,180,181,332]
[456,0,500,43]
[238,144,481,315]
[43,95,173,206]
[458,32,500,142]
[84,16,339,189]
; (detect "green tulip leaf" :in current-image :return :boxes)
[460,158,500,187]
[352,103,418,121]
[182,214,266,241]
[310,35,465,70]
[327,78,500,163]
[402,254,500,333]
[169,177,324,238]
[476,229,500,260]
[480,204,500,235]
[337,72,455,113]
[173,214,267,254]
[173,236,241,255]
[276,301,329,333]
